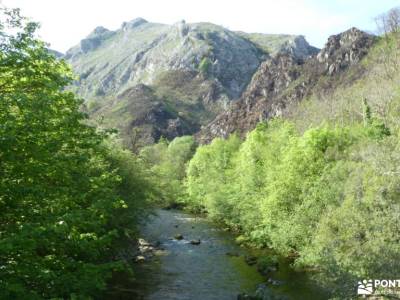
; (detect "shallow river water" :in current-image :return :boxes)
[108,209,327,300]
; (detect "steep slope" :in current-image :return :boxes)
[198,28,375,143]
[88,84,194,147]
[65,19,317,147]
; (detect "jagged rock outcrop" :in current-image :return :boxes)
[65,26,115,59]
[198,28,376,143]
[317,27,375,75]
[121,18,148,31]
[279,35,320,59]
[197,54,304,140]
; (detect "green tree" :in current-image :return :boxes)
[186,134,241,216]
[0,8,150,298]
[140,136,196,206]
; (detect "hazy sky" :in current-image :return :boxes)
[2,0,399,52]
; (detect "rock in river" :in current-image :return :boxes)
[174,234,184,240]
[135,255,146,263]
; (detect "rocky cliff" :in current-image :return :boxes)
[197,28,375,143]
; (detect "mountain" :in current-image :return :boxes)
[236,32,319,58]
[197,27,376,143]
[63,18,317,147]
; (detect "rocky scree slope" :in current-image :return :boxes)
[197,28,376,143]
[64,18,316,147]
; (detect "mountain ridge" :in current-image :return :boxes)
[61,18,318,148]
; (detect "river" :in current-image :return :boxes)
[107,209,327,300]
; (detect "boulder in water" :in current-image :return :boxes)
[135,255,146,263]
[138,238,150,246]
[174,234,184,240]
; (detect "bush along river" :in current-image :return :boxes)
[106,209,329,300]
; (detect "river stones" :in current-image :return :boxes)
[174,234,184,240]
[134,238,166,262]
[137,238,156,254]
[190,239,201,245]
[138,238,150,246]
[267,278,283,286]
[135,255,146,263]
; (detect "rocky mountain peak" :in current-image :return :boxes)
[65,26,115,59]
[121,18,148,30]
[175,20,189,37]
[317,27,375,75]
[280,35,319,59]
[89,26,111,37]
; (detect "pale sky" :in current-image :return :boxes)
[2,0,399,53]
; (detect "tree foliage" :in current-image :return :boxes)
[140,135,196,206]
[0,9,150,298]
[184,118,399,296]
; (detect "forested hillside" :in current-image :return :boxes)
[141,9,400,298]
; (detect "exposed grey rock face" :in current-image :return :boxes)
[65,26,116,59]
[317,27,375,75]
[89,26,110,37]
[65,20,266,100]
[198,28,375,143]
[197,53,304,141]
[280,35,319,59]
[121,18,148,30]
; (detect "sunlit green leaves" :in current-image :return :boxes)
[183,118,400,296]
[0,8,150,299]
